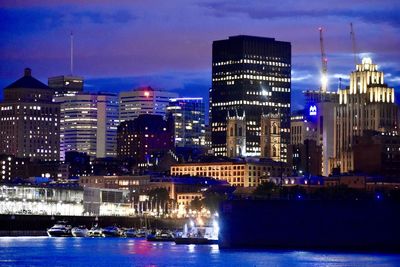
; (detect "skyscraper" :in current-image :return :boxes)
[211,35,291,161]
[57,93,119,160]
[166,97,205,148]
[0,68,60,161]
[48,75,84,97]
[334,58,399,173]
[119,86,178,122]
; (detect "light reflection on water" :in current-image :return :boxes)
[0,237,399,267]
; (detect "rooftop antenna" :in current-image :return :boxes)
[319,27,328,92]
[70,31,74,75]
[350,23,358,66]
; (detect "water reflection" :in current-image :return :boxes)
[0,237,399,267]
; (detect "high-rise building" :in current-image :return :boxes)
[0,68,60,161]
[303,91,338,176]
[56,93,119,160]
[117,114,174,165]
[211,35,291,160]
[334,58,399,173]
[119,86,178,122]
[166,97,205,148]
[48,75,84,97]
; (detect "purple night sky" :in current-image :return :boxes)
[1,0,399,113]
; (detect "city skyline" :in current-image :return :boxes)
[1,0,400,112]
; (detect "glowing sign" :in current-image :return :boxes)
[144,91,150,97]
[309,105,317,116]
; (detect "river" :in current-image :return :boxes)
[0,237,399,267]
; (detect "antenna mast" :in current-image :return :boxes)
[70,31,74,75]
[319,27,328,92]
[350,23,358,66]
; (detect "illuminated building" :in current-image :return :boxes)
[226,110,246,157]
[117,114,174,165]
[48,75,84,97]
[171,158,291,187]
[301,91,338,176]
[166,97,206,148]
[0,68,60,161]
[260,113,281,161]
[56,93,119,160]
[119,86,178,122]
[334,58,399,173]
[211,35,291,160]
[0,155,29,182]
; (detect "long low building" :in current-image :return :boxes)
[170,158,291,187]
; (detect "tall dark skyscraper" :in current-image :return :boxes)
[211,35,291,161]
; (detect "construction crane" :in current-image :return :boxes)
[319,27,328,92]
[350,23,358,66]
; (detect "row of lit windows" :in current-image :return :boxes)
[213,59,289,67]
[213,74,290,83]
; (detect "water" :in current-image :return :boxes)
[0,237,399,267]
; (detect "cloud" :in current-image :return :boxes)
[0,7,135,35]
[200,0,400,28]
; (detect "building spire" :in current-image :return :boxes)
[70,31,74,75]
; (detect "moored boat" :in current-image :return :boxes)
[123,228,136,238]
[47,221,72,237]
[102,226,122,237]
[134,228,148,238]
[146,230,175,242]
[88,225,103,237]
[174,218,219,245]
[71,226,88,237]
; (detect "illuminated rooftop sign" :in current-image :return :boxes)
[309,105,317,116]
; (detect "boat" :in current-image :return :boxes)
[47,221,72,237]
[123,228,137,238]
[71,226,88,237]
[174,219,219,245]
[146,230,175,242]
[102,226,122,237]
[87,225,103,237]
[134,228,148,238]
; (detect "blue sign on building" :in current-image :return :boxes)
[309,105,317,116]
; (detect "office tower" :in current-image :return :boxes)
[166,97,205,148]
[302,90,338,176]
[211,35,291,161]
[48,75,84,97]
[290,113,323,176]
[0,68,60,161]
[119,86,178,122]
[57,93,119,160]
[117,114,174,165]
[334,58,399,173]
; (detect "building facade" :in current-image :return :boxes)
[117,114,174,165]
[353,131,400,178]
[57,93,119,160]
[166,97,206,148]
[211,35,291,160]
[171,159,291,187]
[0,68,60,161]
[119,86,178,122]
[334,58,399,173]
[48,75,84,97]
